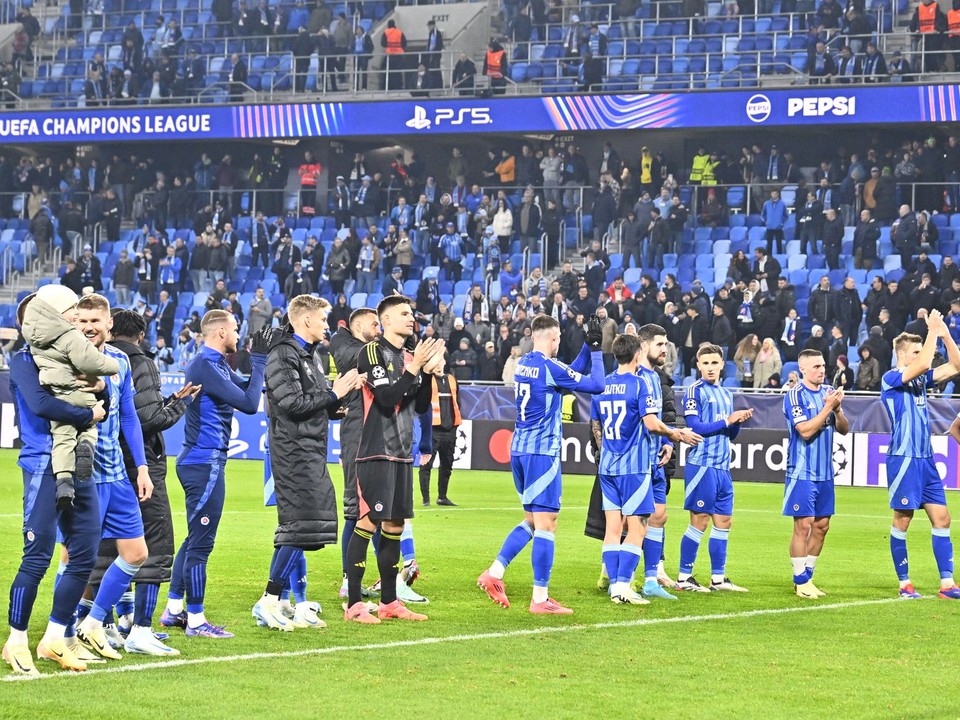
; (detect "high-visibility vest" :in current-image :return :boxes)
[701,159,719,186]
[486,49,505,78]
[948,8,960,36]
[640,154,653,184]
[561,393,575,422]
[690,153,708,183]
[918,2,937,33]
[384,26,404,53]
[299,162,320,187]
[431,375,462,427]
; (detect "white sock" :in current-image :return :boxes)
[791,557,807,577]
[711,574,725,584]
[77,615,97,633]
[942,577,956,589]
[532,585,548,603]
[677,572,691,582]
[599,562,608,579]
[657,559,666,574]
[187,611,206,628]
[489,560,506,580]
[805,554,819,570]
[262,592,280,604]
[166,598,184,615]
[7,628,28,645]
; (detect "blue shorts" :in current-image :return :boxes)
[512,453,561,513]
[599,473,654,516]
[98,481,144,540]
[887,456,947,510]
[683,464,734,516]
[783,477,835,518]
[652,466,667,506]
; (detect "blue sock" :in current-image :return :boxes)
[601,544,619,585]
[709,527,730,577]
[932,528,954,580]
[54,560,67,589]
[617,544,643,585]
[168,542,186,600]
[117,590,135,618]
[372,527,381,556]
[891,527,909,581]
[643,527,664,581]
[531,530,555,589]
[90,558,142,623]
[341,518,357,576]
[400,523,415,563]
[268,546,303,589]
[134,583,160,627]
[495,521,534,569]
[290,553,308,603]
[186,562,208,615]
[76,597,93,623]
[678,525,704,576]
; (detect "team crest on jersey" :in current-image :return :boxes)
[200,516,210,526]
[26,531,34,542]
[793,504,800,511]
[371,366,386,379]
[696,500,705,508]
[686,398,697,411]
[375,502,383,512]
[901,498,909,505]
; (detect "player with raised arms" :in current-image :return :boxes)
[677,343,752,592]
[478,313,606,615]
[883,310,960,599]
[783,349,849,599]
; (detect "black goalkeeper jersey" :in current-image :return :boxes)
[355,337,432,463]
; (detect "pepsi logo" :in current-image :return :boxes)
[746,94,771,123]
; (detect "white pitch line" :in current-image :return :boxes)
[2,597,906,683]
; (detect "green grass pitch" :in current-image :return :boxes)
[0,448,958,720]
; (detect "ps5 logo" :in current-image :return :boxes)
[404,105,493,131]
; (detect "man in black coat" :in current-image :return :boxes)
[328,307,382,596]
[252,296,363,630]
[228,53,248,103]
[752,247,781,294]
[102,310,198,653]
[678,305,710,375]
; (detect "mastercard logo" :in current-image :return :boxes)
[489,428,514,465]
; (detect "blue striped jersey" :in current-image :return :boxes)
[682,379,734,468]
[637,366,663,472]
[511,349,604,456]
[93,345,135,485]
[880,368,935,458]
[783,382,835,483]
[591,371,660,476]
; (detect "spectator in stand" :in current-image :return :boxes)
[647,207,670,269]
[575,51,603,92]
[796,191,823,254]
[228,53,248,103]
[354,234,380,293]
[752,247,781,294]
[393,229,413,280]
[893,204,919,267]
[821,208,845,270]
[753,337,782,389]
[861,41,888,81]
[856,345,882,391]
[491,198,514,254]
[325,235,350,294]
[113,249,135,306]
[808,41,837,84]
[761,189,787,254]
[733,334,760,385]
[248,287,272,333]
[853,208,880,270]
[408,62,435,97]
[284,261,313,298]
[477,341,502,381]
[496,148,516,187]
[452,53,476,95]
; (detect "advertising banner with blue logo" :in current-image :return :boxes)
[4,85,960,144]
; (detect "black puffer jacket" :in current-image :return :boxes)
[328,326,365,520]
[266,328,343,550]
[584,367,685,542]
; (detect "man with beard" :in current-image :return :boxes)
[160,314,270,638]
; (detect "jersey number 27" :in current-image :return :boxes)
[599,400,626,440]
